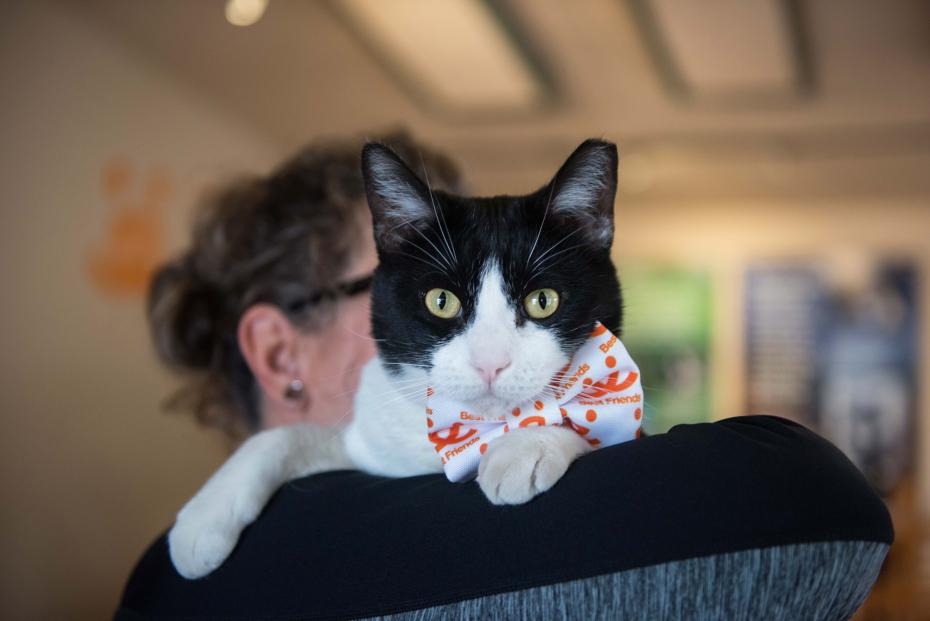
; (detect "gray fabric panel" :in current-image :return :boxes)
[373,541,888,621]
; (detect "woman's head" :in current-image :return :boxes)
[148,132,461,439]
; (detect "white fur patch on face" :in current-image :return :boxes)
[428,264,568,417]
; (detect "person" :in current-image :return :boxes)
[146,131,462,438]
[118,134,892,620]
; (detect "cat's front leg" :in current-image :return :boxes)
[169,424,351,579]
[477,425,591,505]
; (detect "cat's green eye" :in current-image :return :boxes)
[424,288,461,319]
[524,288,560,319]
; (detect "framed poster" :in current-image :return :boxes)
[621,264,712,434]
[745,260,918,494]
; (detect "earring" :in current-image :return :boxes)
[283,378,304,401]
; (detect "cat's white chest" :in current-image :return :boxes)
[344,357,443,477]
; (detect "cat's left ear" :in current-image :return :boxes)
[546,139,618,249]
[362,143,436,250]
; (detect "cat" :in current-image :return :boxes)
[169,138,623,579]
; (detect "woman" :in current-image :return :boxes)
[147,132,461,438]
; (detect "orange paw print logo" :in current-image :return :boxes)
[582,370,639,397]
[428,422,477,453]
[85,159,171,298]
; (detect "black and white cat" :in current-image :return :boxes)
[170,139,623,579]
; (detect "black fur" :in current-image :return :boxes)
[362,139,622,372]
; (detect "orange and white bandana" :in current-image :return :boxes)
[426,322,644,482]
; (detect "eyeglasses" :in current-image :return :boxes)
[288,274,374,312]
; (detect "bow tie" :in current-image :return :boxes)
[426,322,644,482]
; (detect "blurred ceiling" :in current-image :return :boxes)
[65,0,930,201]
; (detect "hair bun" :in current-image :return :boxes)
[147,258,222,370]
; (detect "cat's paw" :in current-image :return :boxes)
[477,426,589,505]
[168,482,262,579]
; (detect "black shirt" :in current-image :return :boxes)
[116,416,892,620]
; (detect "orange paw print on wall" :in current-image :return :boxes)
[85,159,171,298]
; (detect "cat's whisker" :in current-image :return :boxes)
[353,370,429,385]
[382,211,454,273]
[378,378,431,390]
[336,359,387,375]
[531,226,583,268]
[401,361,434,369]
[638,384,674,397]
[402,230,455,273]
[368,362,432,376]
[393,250,448,275]
[376,374,431,390]
[533,242,588,270]
[525,180,557,268]
[339,326,387,342]
[368,390,425,402]
[562,320,601,337]
[419,154,458,266]
[323,371,428,400]
[360,389,427,410]
[529,243,590,280]
[315,414,358,447]
[393,368,432,378]
[411,228,456,273]
[376,389,428,404]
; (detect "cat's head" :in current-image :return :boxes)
[362,139,621,415]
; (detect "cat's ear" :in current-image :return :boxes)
[362,143,435,250]
[546,139,618,249]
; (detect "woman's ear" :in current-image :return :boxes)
[237,304,310,420]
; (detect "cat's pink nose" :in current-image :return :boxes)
[473,360,511,386]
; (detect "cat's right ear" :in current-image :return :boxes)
[362,143,436,250]
[546,139,618,250]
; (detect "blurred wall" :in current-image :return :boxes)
[0,1,280,618]
[613,196,930,441]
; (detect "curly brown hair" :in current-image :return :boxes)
[147,132,462,439]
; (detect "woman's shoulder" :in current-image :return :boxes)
[115,416,892,619]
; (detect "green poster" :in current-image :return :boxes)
[619,263,712,433]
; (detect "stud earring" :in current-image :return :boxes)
[283,378,304,401]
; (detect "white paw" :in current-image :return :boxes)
[168,484,261,579]
[477,427,588,505]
